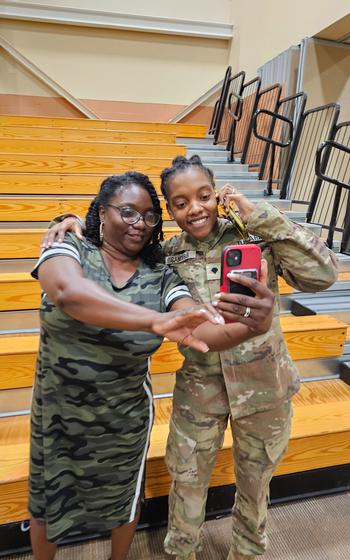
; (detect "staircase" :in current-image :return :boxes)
[0,116,349,555]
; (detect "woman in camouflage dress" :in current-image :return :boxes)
[32,172,275,560]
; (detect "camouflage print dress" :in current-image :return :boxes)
[29,233,190,543]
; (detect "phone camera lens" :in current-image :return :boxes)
[227,250,241,267]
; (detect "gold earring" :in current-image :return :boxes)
[99,221,104,242]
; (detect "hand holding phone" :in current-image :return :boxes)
[220,244,261,297]
[217,246,274,330]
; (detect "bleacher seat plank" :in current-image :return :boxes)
[0,274,40,312]
[0,226,178,259]
[0,115,206,138]
[0,316,347,389]
[0,138,186,159]
[0,335,38,390]
[0,197,170,221]
[2,380,350,523]
[0,230,44,259]
[280,315,346,359]
[0,174,162,195]
[0,155,173,175]
[0,126,177,145]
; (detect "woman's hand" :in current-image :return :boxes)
[41,216,84,249]
[151,304,224,353]
[213,259,275,335]
[218,184,256,224]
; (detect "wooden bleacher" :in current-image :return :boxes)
[0,114,350,542]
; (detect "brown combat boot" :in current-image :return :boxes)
[175,553,197,560]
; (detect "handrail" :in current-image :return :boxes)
[168,78,225,123]
[253,109,294,148]
[315,141,350,189]
[252,109,294,196]
[228,92,243,122]
[0,34,99,120]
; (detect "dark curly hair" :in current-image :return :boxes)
[160,155,215,201]
[85,172,164,268]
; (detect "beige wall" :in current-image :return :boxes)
[303,41,350,120]
[230,0,350,78]
[0,19,228,104]
[12,0,232,24]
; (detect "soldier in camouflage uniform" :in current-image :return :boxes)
[45,157,337,560]
[158,156,338,560]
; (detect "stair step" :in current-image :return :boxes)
[177,137,217,146]
[0,173,164,196]
[212,166,259,176]
[0,115,207,138]
[280,275,350,312]
[0,196,174,221]
[290,291,350,322]
[0,275,315,334]
[0,137,187,159]
[0,126,178,145]
[1,379,350,524]
[335,253,350,273]
[0,315,346,392]
[215,179,267,190]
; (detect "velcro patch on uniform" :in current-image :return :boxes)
[165,250,197,264]
[237,234,263,245]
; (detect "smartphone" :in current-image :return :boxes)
[220,244,261,297]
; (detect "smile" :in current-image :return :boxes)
[188,216,209,226]
[126,233,144,242]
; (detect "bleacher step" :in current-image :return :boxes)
[290,291,350,322]
[0,115,207,138]
[1,379,350,524]
[0,315,346,391]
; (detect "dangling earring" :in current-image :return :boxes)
[99,221,104,242]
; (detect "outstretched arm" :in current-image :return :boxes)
[163,260,275,352]
[38,256,223,353]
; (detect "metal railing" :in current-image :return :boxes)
[306,122,350,252]
[208,66,232,138]
[228,76,261,162]
[214,71,245,145]
[257,92,307,194]
[252,109,294,195]
[280,103,340,202]
[241,83,282,168]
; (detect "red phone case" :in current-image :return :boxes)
[220,244,261,296]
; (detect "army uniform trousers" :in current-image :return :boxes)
[164,375,292,557]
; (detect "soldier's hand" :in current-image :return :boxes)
[213,259,275,334]
[41,216,84,249]
[218,183,256,223]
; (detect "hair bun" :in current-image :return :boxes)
[172,155,188,166]
[189,154,203,165]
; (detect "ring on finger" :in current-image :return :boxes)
[243,306,251,318]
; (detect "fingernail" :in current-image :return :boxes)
[212,301,218,307]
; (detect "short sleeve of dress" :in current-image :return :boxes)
[31,233,82,279]
[161,267,191,312]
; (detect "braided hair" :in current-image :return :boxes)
[85,172,164,268]
[160,155,215,200]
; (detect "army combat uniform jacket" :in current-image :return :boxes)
[163,201,338,419]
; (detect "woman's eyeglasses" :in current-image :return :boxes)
[106,204,161,228]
